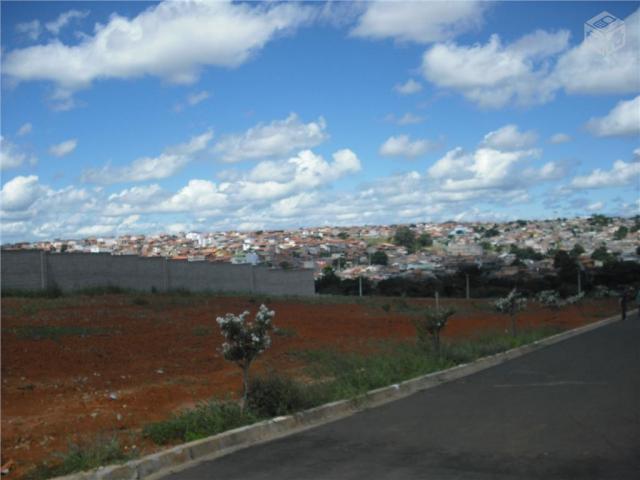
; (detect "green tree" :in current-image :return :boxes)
[570,243,585,258]
[337,232,349,240]
[371,250,388,266]
[554,249,579,283]
[393,226,416,253]
[589,214,611,227]
[417,233,433,248]
[414,307,455,355]
[483,226,500,238]
[614,226,628,240]
[510,245,544,261]
[592,246,615,265]
[494,289,527,337]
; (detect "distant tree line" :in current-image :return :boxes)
[315,259,640,298]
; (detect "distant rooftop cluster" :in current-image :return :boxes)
[4,215,639,280]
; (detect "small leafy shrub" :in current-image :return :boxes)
[216,304,275,411]
[132,296,149,306]
[592,285,616,298]
[494,289,527,337]
[564,291,585,305]
[381,303,391,313]
[536,289,584,308]
[536,290,562,309]
[413,307,455,354]
[247,374,311,417]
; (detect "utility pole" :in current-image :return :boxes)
[435,291,440,311]
[359,276,363,297]
[577,265,582,295]
[465,273,470,300]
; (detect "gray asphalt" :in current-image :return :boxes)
[165,316,640,480]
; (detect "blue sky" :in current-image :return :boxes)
[1,1,639,242]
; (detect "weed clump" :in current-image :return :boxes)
[247,374,311,417]
[143,401,258,444]
[26,437,133,480]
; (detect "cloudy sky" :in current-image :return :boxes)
[1,1,639,242]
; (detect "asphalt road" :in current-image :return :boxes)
[165,316,640,480]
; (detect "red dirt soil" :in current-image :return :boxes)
[1,294,619,478]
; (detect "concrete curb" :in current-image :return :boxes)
[52,311,630,480]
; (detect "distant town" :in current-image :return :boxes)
[3,215,639,282]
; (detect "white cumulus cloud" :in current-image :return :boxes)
[549,133,571,144]
[213,113,327,163]
[379,135,435,159]
[420,9,640,108]
[483,124,538,150]
[3,1,312,99]
[586,95,640,137]
[1,175,42,211]
[45,9,89,35]
[17,123,32,136]
[233,149,361,202]
[570,154,640,189]
[351,1,486,43]
[49,139,78,157]
[394,79,422,95]
[421,30,569,108]
[15,20,41,41]
[82,130,213,184]
[431,147,541,191]
[1,136,36,170]
[552,9,640,96]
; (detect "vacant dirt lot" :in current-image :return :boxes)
[1,293,619,477]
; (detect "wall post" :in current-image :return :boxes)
[40,250,47,290]
[250,265,256,293]
[163,257,170,292]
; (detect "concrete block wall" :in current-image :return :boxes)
[167,261,253,292]
[0,250,315,296]
[0,250,44,290]
[254,267,316,296]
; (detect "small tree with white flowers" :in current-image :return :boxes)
[494,289,527,337]
[216,304,275,412]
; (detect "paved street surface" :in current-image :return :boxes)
[165,317,640,480]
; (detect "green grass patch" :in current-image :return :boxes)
[7,325,111,341]
[25,437,134,480]
[143,400,259,445]
[76,286,130,296]
[143,325,564,447]
[295,327,563,401]
[294,344,453,401]
[1,287,63,299]
[273,326,297,337]
[192,325,214,337]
